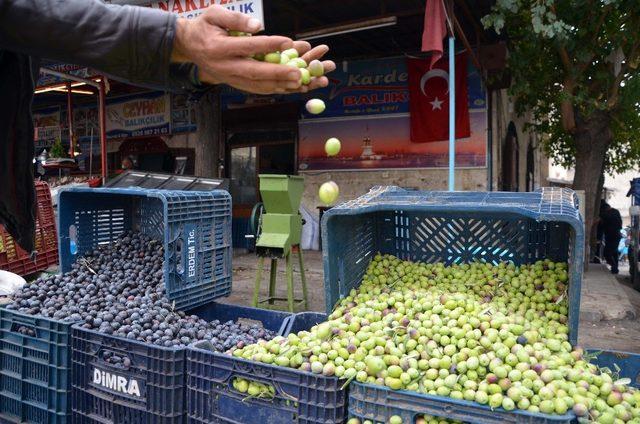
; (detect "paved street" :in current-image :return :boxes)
[578,264,640,353]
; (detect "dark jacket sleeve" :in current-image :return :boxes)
[0,0,203,92]
[614,210,623,231]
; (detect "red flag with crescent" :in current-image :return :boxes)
[408,53,470,143]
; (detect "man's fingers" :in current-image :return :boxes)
[301,44,329,63]
[322,60,337,74]
[200,67,299,94]
[300,46,336,75]
[239,60,301,84]
[308,76,330,90]
[224,76,299,94]
[202,5,262,33]
[213,59,302,84]
[292,40,312,56]
[284,76,330,93]
[224,36,293,56]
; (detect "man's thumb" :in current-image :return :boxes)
[203,5,262,33]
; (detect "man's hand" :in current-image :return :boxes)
[171,5,335,94]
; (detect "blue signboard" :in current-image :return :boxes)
[301,57,410,118]
[105,92,171,139]
[221,55,485,119]
[171,94,197,133]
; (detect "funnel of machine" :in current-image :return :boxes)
[258,174,304,214]
[255,174,304,258]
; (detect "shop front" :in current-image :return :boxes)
[221,102,299,248]
[33,79,199,185]
[219,55,489,249]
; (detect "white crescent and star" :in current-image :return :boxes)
[430,97,443,110]
[420,68,450,110]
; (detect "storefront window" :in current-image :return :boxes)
[230,146,257,205]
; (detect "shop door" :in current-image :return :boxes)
[526,142,535,192]
[259,143,295,175]
[501,122,519,191]
[228,141,296,248]
[229,146,258,210]
[224,102,299,249]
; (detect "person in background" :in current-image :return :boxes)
[116,156,135,175]
[619,228,629,263]
[600,200,623,274]
[593,218,604,264]
[162,150,176,173]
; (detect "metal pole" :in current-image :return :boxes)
[487,91,493,191]
[67,83,74,157]
[98,79,108,184]
[89,127,94,179]
[448,35,456,191]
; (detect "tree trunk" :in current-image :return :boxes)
[194,89,222,178]
[589,172,605,249]
[571,109,612,261]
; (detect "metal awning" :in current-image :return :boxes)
[105,170,229,191]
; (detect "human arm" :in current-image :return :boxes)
[615,210,623,231]
[171,6,336,94]
[0,0,192,90]
[0,0,335,94]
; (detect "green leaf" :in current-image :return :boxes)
[482,0,640,175]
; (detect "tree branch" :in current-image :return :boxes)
[608,40,640,109]
[560,78,576,132]
[557,45,573,75]
[577,5,611,73]
[555,38,577,131]
[546,3,574,76]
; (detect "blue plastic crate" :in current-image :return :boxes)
[346,350,640,424]
[71,302,292,423]
[0,307,74,423]
[589,348,640,388]
[186,311,347,424]
[285,311,327,334]
[322,187,584,345]
[57,187,232,310]
[348,382,574,424]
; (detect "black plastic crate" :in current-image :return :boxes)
[0,307,74,423]
[71,302,292,423]
[187,312,347,424]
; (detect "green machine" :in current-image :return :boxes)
[251,174,308,312]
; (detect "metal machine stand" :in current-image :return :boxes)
[250,175,308,312]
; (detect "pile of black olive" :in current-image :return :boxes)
[7,231,276,349]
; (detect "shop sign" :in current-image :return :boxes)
[107,0,264,26]
[297,57,488,171]
[297,56,486,119]
[221,57,413,118]
[308,57,411,118]
[171,94,197,133]
[183,223,198,283]
[106,92,171,139]
[33,107,61,145]
[37,63,95,88]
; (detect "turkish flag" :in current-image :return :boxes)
[408,53,470,143]
[422,0,448,69]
